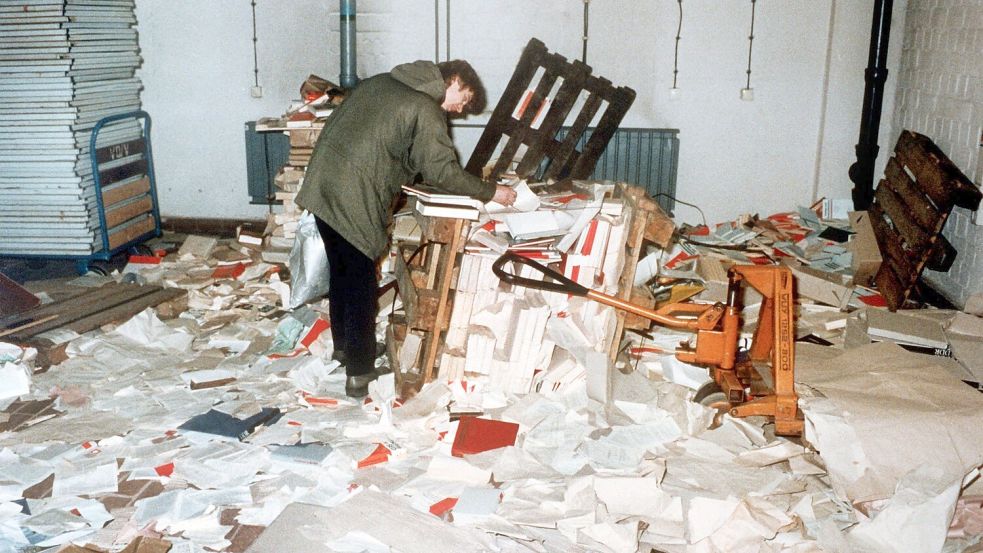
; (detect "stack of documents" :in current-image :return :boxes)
[0,0,143,256]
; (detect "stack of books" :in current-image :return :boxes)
[403,185,484,221]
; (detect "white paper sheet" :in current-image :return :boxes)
[0,363,30,402]
[111,308,194,352]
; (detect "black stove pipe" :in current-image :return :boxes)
[849,0,894,211]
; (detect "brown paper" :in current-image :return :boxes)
[796,342,983,503]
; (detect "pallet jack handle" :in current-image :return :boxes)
[492,252,723,331]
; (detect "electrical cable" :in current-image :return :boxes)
[251,0,259,88]
[745,0,757,90]
[653,192,708,229]
[672,0,682,88]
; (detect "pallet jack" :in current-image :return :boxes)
[493,252,803,436]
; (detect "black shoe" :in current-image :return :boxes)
[345,373,378,398]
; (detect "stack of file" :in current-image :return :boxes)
[0,0,143,256]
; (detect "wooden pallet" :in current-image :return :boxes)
[0,281,187,367]
[869,130,981,310]
[390,215,467,395]
[465,38,635,181]
[607,183,676,361]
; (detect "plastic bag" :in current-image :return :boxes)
[287,211,330,309]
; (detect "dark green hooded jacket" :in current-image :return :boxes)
[295,60,496,260]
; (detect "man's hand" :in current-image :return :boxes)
[492,184,517,206]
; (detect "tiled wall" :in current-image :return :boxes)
[893,0,983,306]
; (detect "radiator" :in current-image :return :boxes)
[244,122,680,213]
[547,127,680,213]
[244,121,290,204]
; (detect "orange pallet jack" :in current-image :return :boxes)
[493,252,803,436]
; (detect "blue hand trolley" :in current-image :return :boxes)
[82,110,163,274]
[2,111,163,275]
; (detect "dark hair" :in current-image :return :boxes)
[437,59,486,115]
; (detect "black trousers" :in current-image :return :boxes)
[314,217,377,377]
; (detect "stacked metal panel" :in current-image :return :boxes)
[0,0,143,256]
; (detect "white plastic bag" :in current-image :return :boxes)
[287,211,330,309]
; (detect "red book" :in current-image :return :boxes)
[451,417,519,457]
[211,262,246,280]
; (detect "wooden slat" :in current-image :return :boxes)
[21,286,188,368]
[867,203,915,279]
[421,218,465,383]
[5,283,186,341]
[1,283,122,329]
[896,130,982,210]
[491,69,562,178]
[541,93,603,181]
[874,179,931,251]
[104,195,152,228]
[874,262,909,311]
[55,288,186,336]
[895,131,955,211]
[107,214,155,250]
[414,211,461,243]
[607,183,675,360]
[882,157,940,232]
[395,247,439,329]
[513,62,591,177]
[569,82,636,179]
[394,249,419,324]
[465,38,548,177]
[7,284,152,335]
[102,175,149,206]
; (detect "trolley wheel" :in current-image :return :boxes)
[86,261,110,276]
[130,244,154,257]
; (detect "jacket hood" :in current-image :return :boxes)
[390,61,446,101]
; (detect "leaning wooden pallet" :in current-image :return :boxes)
[868,130,981,310]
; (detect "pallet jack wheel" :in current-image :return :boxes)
[694,381,731,430]
[694,381,729,407]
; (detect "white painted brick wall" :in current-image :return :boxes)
[893,0,983,307]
